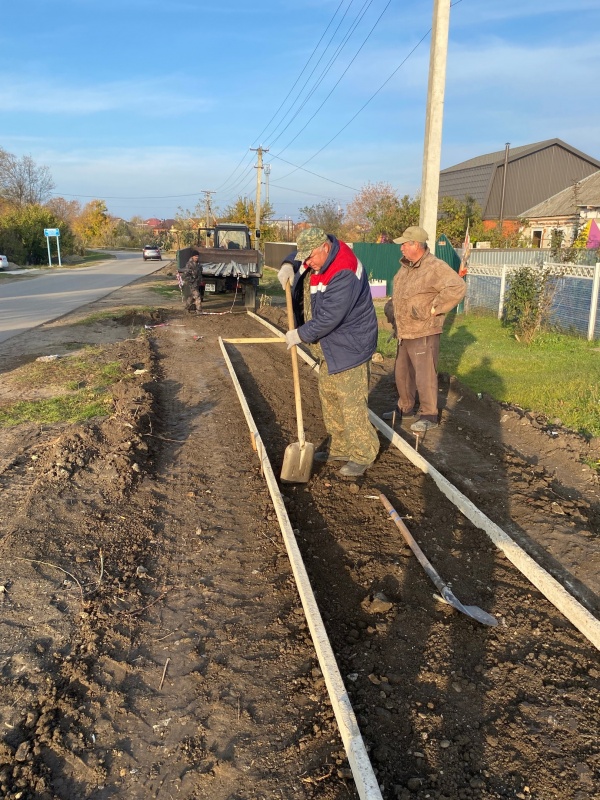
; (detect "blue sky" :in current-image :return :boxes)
[2,0,599,222]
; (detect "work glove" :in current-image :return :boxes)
[277,262,295,290]
[285,328,302,349]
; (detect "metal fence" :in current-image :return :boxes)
[466,261,600,340]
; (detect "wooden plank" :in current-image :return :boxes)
[223,337,284,344]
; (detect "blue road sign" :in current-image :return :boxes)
[44,228,60,237]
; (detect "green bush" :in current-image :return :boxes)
[503,265,557,344]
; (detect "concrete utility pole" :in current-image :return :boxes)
[264,163,271,209]
[419,0,451,247]
[201,190,215,246]
[251,146,268,250]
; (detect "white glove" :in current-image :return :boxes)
[285,329,302,349]
[277,262,295,290]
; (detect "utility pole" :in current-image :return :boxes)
[498,143,510,231]
[251,146,268,250]
[201,190,215,246]
[264,163,271,210]
[419,0,451,247]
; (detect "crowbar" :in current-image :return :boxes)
[378,492,497,627]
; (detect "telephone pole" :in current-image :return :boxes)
[419,0,451,246]
[264,163,271,210]
[201,190,215,246]
[251,146,268,250]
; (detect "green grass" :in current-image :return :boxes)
[438,312,600,437]
[259,267,285,298]
[0,348,130,427]
[149,281,180,299]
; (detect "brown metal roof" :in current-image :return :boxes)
[439,139,600,220]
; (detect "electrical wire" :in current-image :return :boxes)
[270,0,390,156]
[263,0,367,147]
[273,29,431,185]
[213,0,349,195]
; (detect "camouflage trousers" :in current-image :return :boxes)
[318,360,379,465]
[183,283,202,311]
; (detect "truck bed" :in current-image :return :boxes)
[197,247,261,278]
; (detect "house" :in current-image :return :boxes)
[439,139,600,233]
[521,170,600,248]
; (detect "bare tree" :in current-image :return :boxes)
[0,148,55,206]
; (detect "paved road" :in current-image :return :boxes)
[0,252,164,344]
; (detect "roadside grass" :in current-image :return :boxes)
[0,347,130,427]
[75,307,159,325]
[438,312,600,438]
[149,281,180,300]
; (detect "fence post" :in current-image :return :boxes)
[587,262,600,341]
[498,265,507,320]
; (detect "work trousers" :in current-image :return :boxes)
[394,334,440,422]
[318,360,379,465]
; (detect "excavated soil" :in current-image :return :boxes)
[0,265,599,800]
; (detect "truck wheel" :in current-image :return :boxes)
[244,282,258,311]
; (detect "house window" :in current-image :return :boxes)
[532,230,542,248]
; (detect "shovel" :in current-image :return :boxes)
[280,281,314,483]
[378,493,497,627]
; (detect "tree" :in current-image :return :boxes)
[216,196,276,243]
[437,195,483,246]
[45,197,82,224]
[298,200,344,237]
[369,194,420,242]
[72,200,113,246]
[344,182,401,242]
[0,148,55,206]
[0,204,76,265]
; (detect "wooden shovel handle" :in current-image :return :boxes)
[285,281,306,448]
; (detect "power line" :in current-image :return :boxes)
[267,0,380,151]
[213,2,351,197]
[271,0,390,157]
[263,0,368,147]
[250,0,348,148]
[274,28,432,184]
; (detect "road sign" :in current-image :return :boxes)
[44,228,60,237]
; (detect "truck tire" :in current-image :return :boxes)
[244,281,258,311]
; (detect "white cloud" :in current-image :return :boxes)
[0,73,211,115]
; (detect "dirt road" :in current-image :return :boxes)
[0,266,598,800]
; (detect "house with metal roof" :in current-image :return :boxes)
[439,139,600,226]
[521,170,600,248]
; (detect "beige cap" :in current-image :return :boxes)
[393,225,429,245]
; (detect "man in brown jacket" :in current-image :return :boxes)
[385,226,466,432]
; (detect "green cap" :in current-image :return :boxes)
[295,227,328,263]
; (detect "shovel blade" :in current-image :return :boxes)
[280,441,315,484]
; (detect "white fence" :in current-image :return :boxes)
[465,262,600,340]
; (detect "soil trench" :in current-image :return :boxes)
[0,267,598,800]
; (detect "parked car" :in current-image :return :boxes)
[0,255,9,270]
[142,245,161,261]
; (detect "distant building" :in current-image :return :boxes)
[521,170,600,248]
[439,139,600,234]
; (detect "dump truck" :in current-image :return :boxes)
[177,223,263,310]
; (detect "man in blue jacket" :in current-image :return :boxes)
[278,227,379,477]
